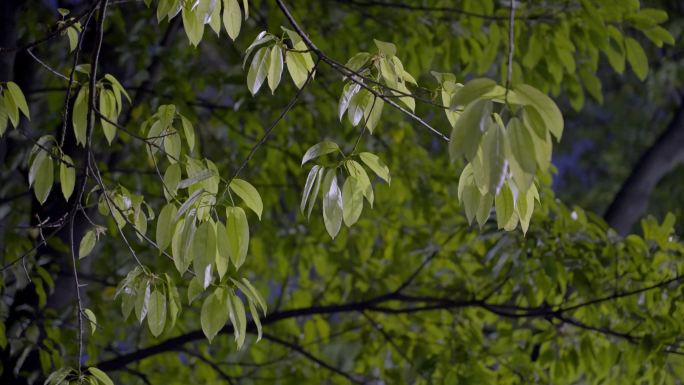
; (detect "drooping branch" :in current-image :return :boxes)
[275,0,450,142]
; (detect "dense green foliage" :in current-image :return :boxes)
[1,0,683,384]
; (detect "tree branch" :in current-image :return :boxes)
[604,96,684,235]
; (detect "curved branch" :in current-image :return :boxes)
[604,98,684,235]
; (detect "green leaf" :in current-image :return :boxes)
[248,300,262,342]
[88,367,114,385]
[513,84,564,141]
[99,89,117,144]
[223,0,241,40]
[358,152,390,184]
[306,166,325,218]
[3,91,18,128]
[72,86,88,146]
[229,179,263,219]
[242,0,248,19]
[643,26,675,47]
[226,206,249,269]
[79,229,97,259]
[480,120,506,195]
[347,89,370,126]
[301,165,321,214]
[517,184,538,234]
[59,155,75,201]
[345,160,373,207]
[247,47,269,95]
[6,82,29,119]
[180,116,196,153]
[163,129,181,162]
[66,26,78,52]
[449,78,497,109]
[215,221,230,279]
[625,37,649,81]
[165,275,181,330]
[29,150,54,205]
[147,289,167,337]
[0,99,8,136]
[163,163,181,201]
[177,170,214,190]
[495,182,515,229]
[475,193,493,227]
[134,279,151,322]
[322,169,343,239]
[286,51,310,89]
[231,293,247,349]
[187,275,204,305]
[156,203,178,252]
[462,184,481,225]
[193,221,217,289]
[301,141,340,165]
[171,216,194,274]
[83,308,97,336]
[182,7,204,46]
[505,117,537,191]
[201,287,229,343]
[363,96,384,134]
[267,45,283,93]
[374,39,397,57]
[450,99,491,162]
[342,176,363,227]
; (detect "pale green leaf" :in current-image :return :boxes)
[59,155,75,201]
[495,182,515,229]
[358,152,390,184]
[322,169,343,239]
[301,141,340,165]
[342,176,363,227]
[625,37,649,81]
[156,203,177,252]
[192,221,217,288]
[79,230,97,259]
[223,0,241,40]
[226,206,249,269]
[449,78,497,109]
[215,221,230,279]
[72,86,88,146]
[201,287,228,343]
[481,121,506,195]
[374,39,396,57]
[513,84,564,141]
[88,367,114,385]
[229,179,263,219]
[247,47,269,95]
[83,308,97,336]
[267,45,283,93]
[147,290,167,337]
[450,99,491,162]
[6,82,30,119]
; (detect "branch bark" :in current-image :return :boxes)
[604,98,684,235]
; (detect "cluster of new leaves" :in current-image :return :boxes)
[57,8,82,52]
[406,1,675,111]
[244,28,316,94]
[44,366,113,385]
[150,0,249,45]
[71,68,130,146]
[27,136,75,204]
[0,81,30,136]
[301,141,390,239]
[433,75,562,233]
[338,40,417,133]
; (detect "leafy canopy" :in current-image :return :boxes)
[0,0,682,384]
